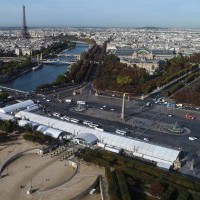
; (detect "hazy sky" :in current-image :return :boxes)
[0,0,200,28]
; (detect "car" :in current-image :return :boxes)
[64,116,70,121]
[184,114,195,120]
[53,112,60,117]
[110,108,114,111]
[60,115,66,120]
[46,99,51,102]
[100,107,103,110]
[143,138,150,142]
[189,137,198,141]
[146,102,151,107]
[168,114,173,117]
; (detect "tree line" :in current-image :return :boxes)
[36,43,104,91]
[76,148,200,200]
[93,53,200,96]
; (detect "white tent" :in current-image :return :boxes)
[0,112,15,121]
[0,100,34,114]
[15,110,180,169]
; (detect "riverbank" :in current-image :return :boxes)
[0,66,33,84]
[1,43,89,91]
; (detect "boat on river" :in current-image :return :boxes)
[32,63,43,71]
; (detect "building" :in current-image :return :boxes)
[21,48,32,56]
[15,48,22,56]
[15,111,181,170]
[120,58,159,75]
[113,47,174,74]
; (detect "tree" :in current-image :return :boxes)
[117,75,132,86]
[0,92,9,100]
[55,75,66,85]
[0,120,18,133]
[149,182,166,197]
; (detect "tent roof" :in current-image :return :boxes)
[0,100,34,114]
[75,133,98,144]
[15,111,180,164]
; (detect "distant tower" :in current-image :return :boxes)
[20,5,30,39]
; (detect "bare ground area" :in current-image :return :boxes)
[0,139,106,200]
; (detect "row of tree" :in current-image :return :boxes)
[23,130,54,144]
[164,71,200,97]
[173,78,200,106]
[0,120,55,145]
[94,54,150,95]
[76,149,200,200]
[0,57,31,76]
[37,43,104,91]
[0,120,18,142]
[93,53,200,96]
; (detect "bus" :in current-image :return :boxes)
[115,129,127,136]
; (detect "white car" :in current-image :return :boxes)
[143,138,150,142]
[168,114,173,117]
[189,137,198,141]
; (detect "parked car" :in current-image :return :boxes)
[143,138,150,142]
[184,114,195,120]
[189,137,198,141]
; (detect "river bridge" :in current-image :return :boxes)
[42,59,76,65]
[56,54,81,59]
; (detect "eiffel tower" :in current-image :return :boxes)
[20,5,30,39]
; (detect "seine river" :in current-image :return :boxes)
[1,43,89,91]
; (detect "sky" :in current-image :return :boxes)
[0,0,200,28]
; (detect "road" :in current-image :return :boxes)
[31,86,200,156]
[2,83,200,177]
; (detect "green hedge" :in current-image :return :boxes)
[105,167,121,200]
[116,170,132,200]
[79,149,200,197]
[161,186,177,200]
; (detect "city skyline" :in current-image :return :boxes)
[0,0,200,28]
